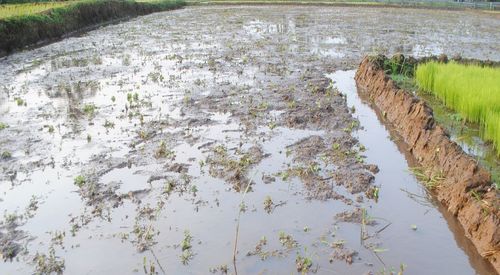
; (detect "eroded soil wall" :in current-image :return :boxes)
[355,57,500,273]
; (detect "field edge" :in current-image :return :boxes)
[0,0,186,57]
[355,55,500,273]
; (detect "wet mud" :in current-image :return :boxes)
[0,5,499,274]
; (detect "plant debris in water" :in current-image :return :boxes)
[0,5,497,275]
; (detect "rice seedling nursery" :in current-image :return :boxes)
[416,62,500,155]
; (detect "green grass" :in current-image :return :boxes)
[0,0,182,20]
[0,2,74,19]
[415,61,500,155]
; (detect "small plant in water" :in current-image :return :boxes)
[209,264,228,274]
[181,230,192,251]
[371,186,380,201]
[180,230,194,264]
[163,179,176,194]
[82,103,96,117]
[155,141,175,159]
[142,257,156,275]
[34,246,65,274]
[278,231,297,248]
[1,151,12,159]
[332,142,340,150]
[296,251,313,274]
[0,122,8,130]
[190,185,198,194]
[103,120,115,129]
[378,263,406,275]
[74,175,86,188]
[263,195,273,213]
[15,97,25,106]
[4,212,19,225]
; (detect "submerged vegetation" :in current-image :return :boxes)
[416,62,500,155]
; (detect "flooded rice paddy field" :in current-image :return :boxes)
[1,5,499,275]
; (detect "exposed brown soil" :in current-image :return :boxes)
[355,56,500,273]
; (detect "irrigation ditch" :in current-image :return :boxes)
[355,55,500,272]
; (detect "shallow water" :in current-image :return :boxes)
[0,5,499,274]
[413,89,500,186]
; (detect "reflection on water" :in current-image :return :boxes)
[0,5,498,275]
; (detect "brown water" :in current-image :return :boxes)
[0,6,499,275]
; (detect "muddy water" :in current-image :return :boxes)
[1,5,499,275]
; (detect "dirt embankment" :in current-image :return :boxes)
[0,0,186,56]
[355,56,500,273]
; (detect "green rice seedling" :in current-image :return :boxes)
[263,195,273,213]
[416,62,500,155]
[278,231,297,248]
[155,140,175,159]
[180,230,193,264]
[82,103,96,117]
[34,246,65,274]
[1,150,12,159]
[46,125,54,133]
[74,175,85,188]
[296,254,313,274]
[103,119,115,128]
[181,230,192,251]
[15,97,24,106]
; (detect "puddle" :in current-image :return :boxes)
[0,5,498,274]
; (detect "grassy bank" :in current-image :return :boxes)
[0,2,76,19]
[0,0,185,54]
[415,62,500,155]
